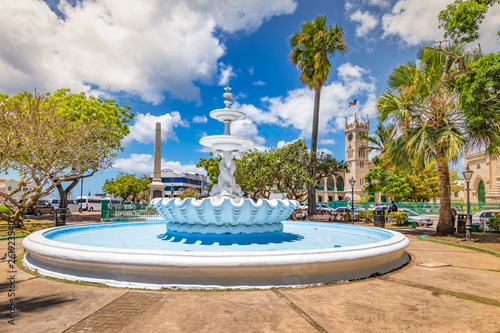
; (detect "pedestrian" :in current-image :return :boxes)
[389,201,398,213]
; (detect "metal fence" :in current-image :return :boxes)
[101,201,163,222]
[318,201,500,215]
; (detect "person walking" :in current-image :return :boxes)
[389,201,398,213]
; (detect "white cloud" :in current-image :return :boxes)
[234,62,377,139]
[478,4,500,53]
[350,10,378,37]
[380,0,500,51]
[113,153,205,175]
[248,66,255,75]
[253,80,266,86]
[381,0,450,46]
[192,115,207,124]
[218,63,236,86]
[231,119,266,145]
[123,112,188,145]
[319,138,337,145]
[0,0,297,104]
[277,138,302,148]
[318,148,333,155]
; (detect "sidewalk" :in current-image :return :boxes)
[1,227,499,332]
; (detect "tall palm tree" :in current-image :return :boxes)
[361,122,397,210]
[290,15,347,217]
[377,46,469,235]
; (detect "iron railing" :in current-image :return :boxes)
[101,201,163,222]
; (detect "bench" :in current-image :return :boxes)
[309,214,332,222]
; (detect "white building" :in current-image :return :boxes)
[0,179,35,203]
[148,169,208,198]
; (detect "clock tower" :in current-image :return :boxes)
[344,113,371,200]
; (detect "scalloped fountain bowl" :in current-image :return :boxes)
[151,197,297,234]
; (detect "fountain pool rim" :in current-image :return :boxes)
[22,221,410,289]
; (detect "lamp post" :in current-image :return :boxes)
[462,164,474,240]
[349,176,356,225]
[79,178,83,213]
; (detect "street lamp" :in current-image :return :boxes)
[462,164,474,240]
[349,176,356,225]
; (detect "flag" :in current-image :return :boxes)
[349,99,357,107]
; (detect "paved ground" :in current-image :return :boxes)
[0,224,499,333]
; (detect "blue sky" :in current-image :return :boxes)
[1,0,499,198]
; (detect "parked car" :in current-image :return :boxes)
[399,208,433,226]
[291,203,308,220]
[26,199,54,216]
[66,200,81,213]
[49,198,60,209]
[317,204,335,214]
[471,210,500,230]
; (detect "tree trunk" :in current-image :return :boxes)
[436,149,453,235]
[385,167,388,209]
[308,87,322,217]
[56,179,80,209]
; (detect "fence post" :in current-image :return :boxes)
[101,200,108,220]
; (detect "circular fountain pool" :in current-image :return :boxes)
[22,221,410,289]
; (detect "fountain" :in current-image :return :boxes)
[22,87,410,289]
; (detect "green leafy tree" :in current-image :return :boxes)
[0,91,132,227]
[234,139,347,201]
[404,162,440,202]
[290,15,347,216]
[177,187,199,199]
[102,173,151,201]
[439,0,499,44]
[364,167,411,202]
[377,46,479,235]
[196,152,221,189]
[234,148,275,200]
[271,140,312,201]
[360,122,397,208]
[49,89,133,209]
[455,53,500,155]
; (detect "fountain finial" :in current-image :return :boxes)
[223,85,232,109]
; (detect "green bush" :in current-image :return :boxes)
[0,205,13,216]
[358,210,373,222]
[389,212,408,226]
[487,214,500,231]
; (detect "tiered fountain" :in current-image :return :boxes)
[152,86,297,235]
[22,87,410,289]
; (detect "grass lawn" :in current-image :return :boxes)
[0,219,54,238]
[427,232,500,253]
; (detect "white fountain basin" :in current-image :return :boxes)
[199,135,254,151]
[22,221,410,289]
[152,197,298,234]
[210,108,246,122]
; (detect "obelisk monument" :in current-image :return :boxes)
[148,122,165,201]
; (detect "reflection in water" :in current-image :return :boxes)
[157,231,304,246]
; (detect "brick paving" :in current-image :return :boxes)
[63,292,163,333]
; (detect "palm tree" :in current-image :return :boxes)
[361,122,397,210]
[290,15,347,217]
[377,46,470,235]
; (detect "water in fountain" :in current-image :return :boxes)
[151,86,298,235]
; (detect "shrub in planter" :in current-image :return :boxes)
[487,214,500,231]
[389,212,408,226]
[358,210,373,222]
